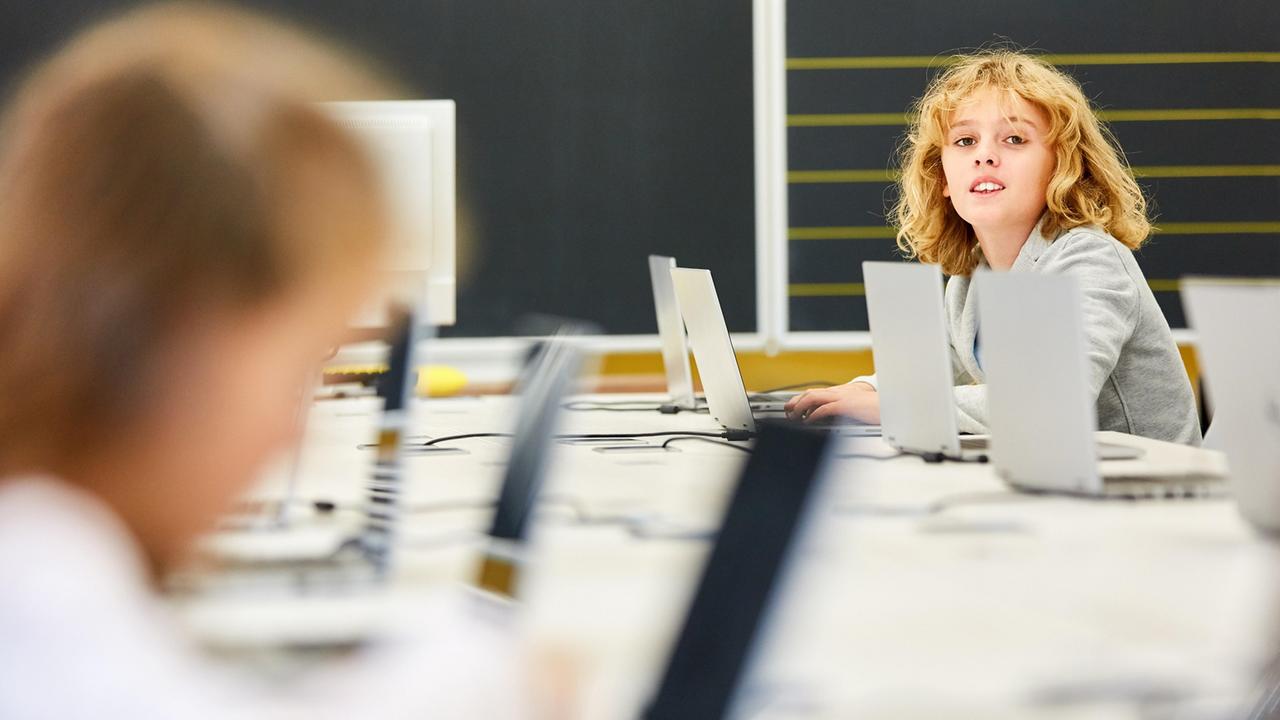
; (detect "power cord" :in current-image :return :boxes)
[835,449,987,464]
[355,432,512,451]
[563,400,664,412]
[752,380,839,396]
[421,432,513,446]
[315,498,495,515]
[561,400,709,415]
[660,436,753,453]
[834,451,911,461]
[910,451,989,464]
[360,428,757,451]
[560,429,755,442]
[657,404,709,415]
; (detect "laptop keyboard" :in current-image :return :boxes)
[1102,477,1226,500]
[960,437,1145,461]
[751,403,788,414]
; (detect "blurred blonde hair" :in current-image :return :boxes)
[892,49,1151,276]
[0,3,394,474]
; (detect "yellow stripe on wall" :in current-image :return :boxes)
[789,226,898,240]
[597,350,877,393]
[1131,165,1280,178]
[788,108,1280,127]
[789,283,867,297]
[1153,221,1280,234]
[787,165,1280,184]
[789,279,1188,297]
[1099,109,1280,122]
[789,222,1280,240]
[788,169,899,183]
[788,113,909,127]
[786,52,1280,70]
[594,348,1204,402]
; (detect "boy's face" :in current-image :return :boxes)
[940,88,1056,240]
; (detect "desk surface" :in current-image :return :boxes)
[180,393,1280,719]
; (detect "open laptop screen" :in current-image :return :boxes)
[644,421,833,719]
[669,267,755,432]
[649,255,696,409]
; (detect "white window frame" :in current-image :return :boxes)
[752,0,875,352]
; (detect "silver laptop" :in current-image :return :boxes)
[669,267,880,436]
[863,261,1139,462]
[976,271,1225,498]
[648,255,697,410]
[863,261,987,457]
[1182,278,1280,530]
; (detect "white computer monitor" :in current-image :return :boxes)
[323,100,456,326]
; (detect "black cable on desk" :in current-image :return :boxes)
[355,432,516,450]
[362,428,755,451]
[835,451,911,461]
[912,451,989,464]
[660,436,754,453]
[562,400,664,412]
[657,404,710,415]
[562,400,711,415]
[835,449,987,464]
[422,432,514,446]
[355,432,513,450]
[310,498,496,515]
[752,380,839,395]
[561,429,754,441]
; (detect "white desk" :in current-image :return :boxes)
[179,393,1280,719]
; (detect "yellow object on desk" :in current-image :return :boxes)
[323,364,469,397]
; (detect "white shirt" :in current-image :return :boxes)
[0,476,527,719]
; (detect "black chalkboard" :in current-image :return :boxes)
[0,1,758,337]
[786,0,1280,331]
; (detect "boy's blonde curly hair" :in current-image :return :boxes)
[893,50,1150,276]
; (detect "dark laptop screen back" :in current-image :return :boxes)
[362,306,422,574]
[486,335,583,543]
[645,421,833,720]
[376,307,417,414]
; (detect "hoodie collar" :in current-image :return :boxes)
[1008,213,1058,272]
